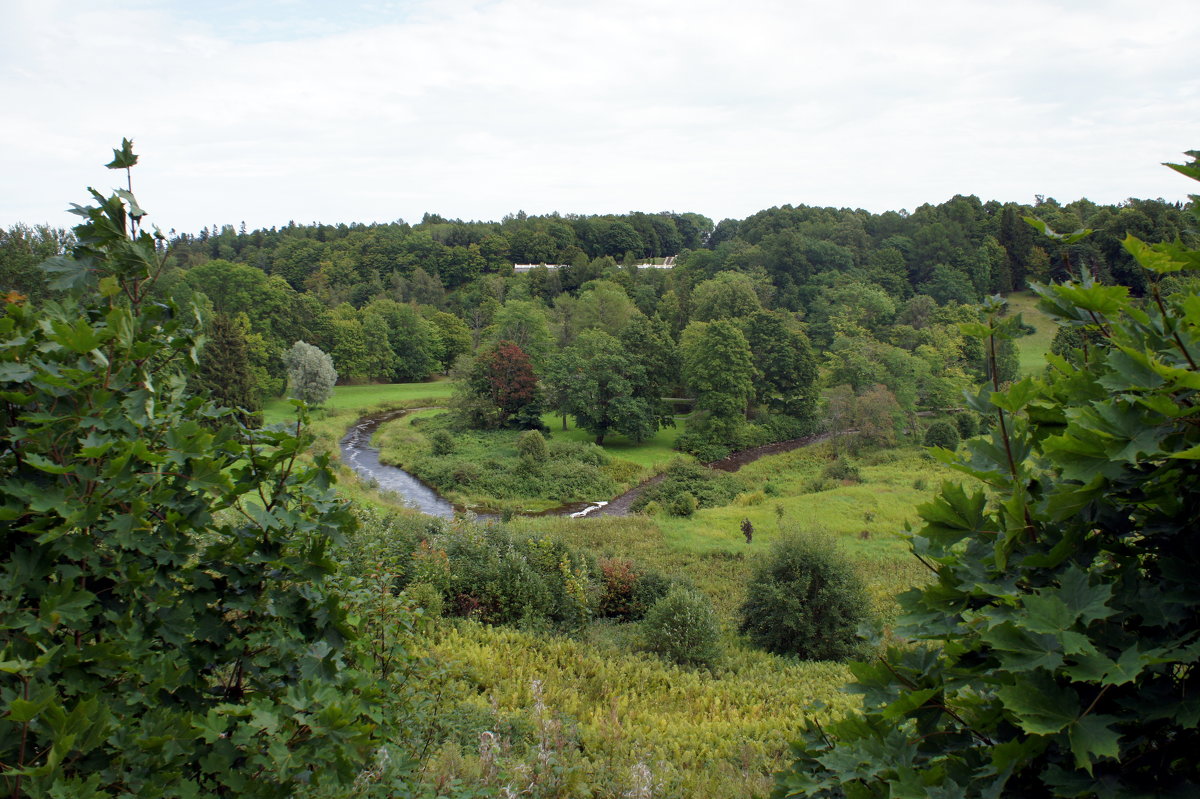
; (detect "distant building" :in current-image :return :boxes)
[512,255,675,273]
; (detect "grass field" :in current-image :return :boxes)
[536,412,687,469]
[1006,290,1058,376]
[260,379,457,425]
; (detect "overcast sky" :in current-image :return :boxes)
[3,0,1198,235]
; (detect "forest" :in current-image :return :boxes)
[2,142,1199,798]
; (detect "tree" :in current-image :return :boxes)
[463,340,545,430]
[690,271,763,321]
[641,586,722,668]
[488,299,554,367]
[284,339,337,405]
[775,152,1200,796]
[192,312,260,423]
[551,329,658,445]
[741,310,818,421]
[0,141,381,795]
[362,298,439,382]
[680,320,755,442]
[428,310,472,372]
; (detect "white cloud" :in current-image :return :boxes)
[3,0,1198,232]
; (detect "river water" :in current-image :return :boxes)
[339,410,457,518]
[338,409,609,519]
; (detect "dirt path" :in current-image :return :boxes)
[594,431,835,517]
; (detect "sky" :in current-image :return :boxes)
[3,0,1198,236]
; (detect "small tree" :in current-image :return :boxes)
[462,340,546,430]
[642,586,722,668]
[192,311,260,424]
[739,534,869,661]
[284,339,337,405]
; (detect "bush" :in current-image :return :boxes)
[516,428,549,466]
[953,412,977,439]
[641,586,723,668]
[738,534,870,660]
[597,558,673,621]
[403,581,445,617]
[821,459,861,483]
[429,428,456,455]
[426,524,595,630]
[923,419,961,450]
[631,460,743,513]
[669,491,698,517]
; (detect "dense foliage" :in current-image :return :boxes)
[738,534,870,661]
[0,145,385,796]
[774,152,1200,797]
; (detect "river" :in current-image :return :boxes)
[338,409,609,519]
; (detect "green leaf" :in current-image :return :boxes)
[1056,567,1114,626]
[1067,713,1121,773]
[115,188,146,219]
[1122,235,1185,274]
[1024,216,1093,244]
[105,137,138,170]
[997,675,1080,734]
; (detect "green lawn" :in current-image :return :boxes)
[260,379,457,425]
[538,411,687,470]
[1006,291,1058,376]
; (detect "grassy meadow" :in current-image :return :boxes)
[1007,290,1058,376]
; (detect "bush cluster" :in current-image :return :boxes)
[595,558,673,620]
[406,418,621,505]
[821,458,862,483]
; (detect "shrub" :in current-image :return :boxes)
[597,559,673,621]
[631,460,742,513]
[953,412,977,439]
[628,569,673,620]
[641,586,723,668]
[738,534,869,660]
[821,459,861,483]
[669,491,698,517]
[597,557,640,619]
[517,428,549,466]
[403,582,445,617]
[923,419,961,450]
[429,428,456,455]
[429,524,595,631]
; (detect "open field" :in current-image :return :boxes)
[538,411,687,470]
[260,379,457,425]
[1006,290,1058,376]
